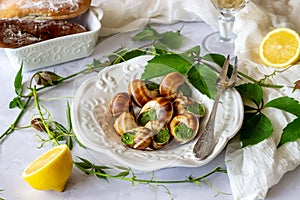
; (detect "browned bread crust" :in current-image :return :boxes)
[0,0,91,20]
[0,19,87,48]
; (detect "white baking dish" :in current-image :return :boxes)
[5,9,102,71]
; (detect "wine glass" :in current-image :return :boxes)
[202,0,250,57]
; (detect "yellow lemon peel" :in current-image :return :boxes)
[259,27,300,68]
[22,144,73,192]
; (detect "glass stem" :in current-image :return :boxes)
[218,12,235,42]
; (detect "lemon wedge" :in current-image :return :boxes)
[22,144,73,192]
[259,27,300,68]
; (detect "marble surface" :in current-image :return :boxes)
[0,22,299,200]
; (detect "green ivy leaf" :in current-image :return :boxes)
[141,53,217,98]
[187,63,217,98]
[14,62,23,96]
[141,54,192,79]
[203,53,226,67]
[278,117,300,147]
[9,96,23,109]
[236,83,263,108]
[240,113,273,147]
[132,27,161,41]
[180,45,201,63]
[158,30,183,49]
[110,49,146,64]
[264,96,300,117]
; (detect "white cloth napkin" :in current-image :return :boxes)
[225,1,300,199]
[91,1,300,199]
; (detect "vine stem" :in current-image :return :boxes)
[75,163,226,185]
[237,71,284,89]
[0,63,108,143]
[0,96,32,142]
[32,87,60,146]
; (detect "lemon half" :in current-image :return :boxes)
[259,27,300,68]
[22,144,73,192]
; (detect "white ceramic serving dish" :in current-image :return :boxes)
[5,9,102,71]
[71,55,244,172]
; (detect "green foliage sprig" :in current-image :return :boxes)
[2,26,300,149]
[1,27,300,199]
[236,83,300,147]
[3,26,300,149]
[74,156,227,198]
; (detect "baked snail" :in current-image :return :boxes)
[110,92,133,118]
[159,72,192,101]
[137,97,173,126]
[145,120,171,150]
[173,94,205,118]
[169,113,199,144]
[109,72,205,150]
[113,112,137,136]
[128,79,159,107]
[121,126,153,150]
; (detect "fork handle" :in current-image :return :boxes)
[193,87,223,159]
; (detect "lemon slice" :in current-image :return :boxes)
[22,144,73,192]
[259,27,300,68]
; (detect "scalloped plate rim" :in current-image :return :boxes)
[71,55,244,171]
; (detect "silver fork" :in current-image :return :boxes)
[193,55,238,160]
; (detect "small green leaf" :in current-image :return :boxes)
[115,166,130,171]
[240,113,273,147]
[180,45,201,63]
[94,165,111,170]
[77,156,93,166]
[203,53,226,67]
[158,30,183,49]
[66,136,73,150]
[9,97,23,109]
[72,135,87,148]
[236,83,263,108]
[278,117,300,147]
[53,121,68,133]
[264,96,300,117]
[74,161,92,170]
[187,65,212,98]
[95,168,109,180]
[14,62,23,96]
[114,170,130,177]
[132,27,161,41]
[152,42,170,53]
[66,101,72,131]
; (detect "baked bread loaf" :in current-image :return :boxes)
[0,0,92,48]
[0,0,91,20]
[0,19,87,48]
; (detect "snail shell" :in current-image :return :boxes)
[169,113,199,144]
[159,72,186,101]
[128,79,159,107]
[137,97,173,126]
[145,120,171,150]
[144,119,165,134]
[173,94,205,118]
[121,126,153,150]
[113,112,137,136]
[110,92,133,118]
[151,128,171,150]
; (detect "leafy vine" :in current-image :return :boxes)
[1,26,300,198]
